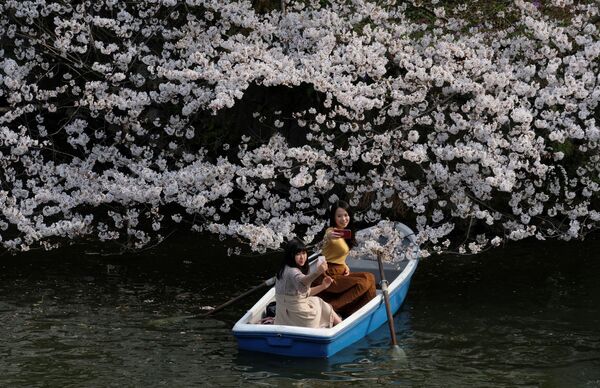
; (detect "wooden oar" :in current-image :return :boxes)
[376,253,398,346]
[147,251,321,326]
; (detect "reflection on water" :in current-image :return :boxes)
[1,235,599,386]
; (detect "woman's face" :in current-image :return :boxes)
[295,250,307,267]
[334,207,350,229]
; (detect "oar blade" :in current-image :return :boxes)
[389,344,408,362]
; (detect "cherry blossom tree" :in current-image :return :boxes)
[0,0,598,257]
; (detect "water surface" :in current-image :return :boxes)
[1,236,599,386]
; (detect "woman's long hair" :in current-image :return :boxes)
[328,200,356,249]
[276,238,309,279]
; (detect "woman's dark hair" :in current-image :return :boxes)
[328,200,356,248]
[277,238,309,279]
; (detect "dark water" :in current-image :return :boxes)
[1,236,599,387]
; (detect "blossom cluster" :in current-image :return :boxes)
[0,0,598,257]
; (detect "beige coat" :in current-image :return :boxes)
[274,266,334,328]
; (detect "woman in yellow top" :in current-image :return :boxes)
[313,200,376,318]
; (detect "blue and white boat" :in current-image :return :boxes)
[232,222,419,358]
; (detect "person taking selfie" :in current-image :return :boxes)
[313,200,376,318]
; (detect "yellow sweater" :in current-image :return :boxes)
[322,227,350,265]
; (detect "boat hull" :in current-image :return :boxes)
[234,276,414,358]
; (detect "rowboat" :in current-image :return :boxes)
[232,221,419,358]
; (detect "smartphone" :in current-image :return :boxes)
[336,229,352,239]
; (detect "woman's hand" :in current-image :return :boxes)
[322,276,334,288]
[309,275,334,296]
[343,264,350,276]
[327,228,343,240]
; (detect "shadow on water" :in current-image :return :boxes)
[1,233,600,386]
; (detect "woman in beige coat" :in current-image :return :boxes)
[274,239,342,328]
